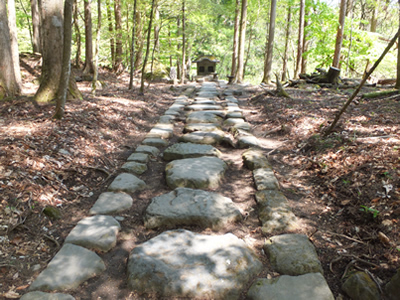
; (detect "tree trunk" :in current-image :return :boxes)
[235,0,248,83]
[129,0,137,90]
[333,0,346,68]
[370,0,380,32]
[7,0,22,93]
[91,0,101,95]
[30,0,41,53]
[106,0,115,67]
[83,0,94,75]
[261,0,277,84]
[0,0,18,99]
[154,6,160,53]
[54,0,73,119]
[396,0,400,89]
[73,0,81,67]
[301,6,310,74]
[139,0,155,94]
[294,0,304,79]
[282,4,291,81]
[114,0,123,73]
[135,10,143,70]
[181,0,186,83]
[231,0,240,77]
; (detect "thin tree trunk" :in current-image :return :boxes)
[154,6,160,53]
[83,0,94,75]
[235,0,248,83]
[73,0,81,67]
[370,0,380,32]
[114,0,123,73]
[262,0,277,84]
[129,0,137,90]
[231,0,240,77]
[282,4,291,81]
[294,0,304,78]
[345,0,354,77]
[7,0,22,93]
[333,0,346,68]
[301,6,310,74]
[396,0,400,88]
[91,0,101,95]
[106,0,115,67]
[19,0,33,52]
[139,0,155,94]
[135,10,143,70]
[54,0,73,119]
[244,24,253,75]
[30,0,41,53]
[181,0,186,83]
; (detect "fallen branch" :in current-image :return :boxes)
[323,230,366,245]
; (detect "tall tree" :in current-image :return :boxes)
[83,0,94,74]
[235,0,248,83]
[261,0,277,84]
[129,0,137,90]
[7,0,22,93]
[134,10,144,70]
[282,4,292,81]
[106,0,115,67]
[73,0,81,67]
[181,0,186,83]
[30,0,41,53]
[332,0,346,68]
[231,0,240,78]
[114,0,123,72]
[396,0,400,89]
[91,0,102,95]
[0,0,18,99]
[301,5,310,74]
[294,0,305,78]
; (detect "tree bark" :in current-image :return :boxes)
[135,10,143,70]
[73,0,81,67]
[129,0,137,90]
[181,0,186,83]
[396,0,400,89]
[301,6,310,74]
[54,0,73,119]
[282,4,291,81]
[294,0,305,79]
[7,0,22,93]
[91,0,101,95]
[30,0,41,53]
[0,0,18,99]
[332,0,346,68]
[105,0,115,67]
[231,0,240,77]
[114,0,123,73]
[83,0,94,75]
[261,0,277,84]
[139,0,155,94]
[235,0,248,83]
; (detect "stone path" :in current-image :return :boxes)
[22,81,335,299]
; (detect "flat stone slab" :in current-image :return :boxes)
[65,215,120,252]
[108,173,146,193]
[264,234,324,276]
[21,291,75,300]
[226,96,238,103]
[163,142,221,161]
[158,115,175,124]
[89,192,133,215]
[233,122,252,131]
[164,109,180,116]
[179,130,226,145]
[186,111,223,124]
[187,104,223,111]
[193,98,217,104]
[256,190,299,234]
[127,152,149,163]
[144,188,242,230]
[148,124,174,139]
[29,244,105,291]
[237,135,260,148]
[121,161,147,175]
[226,111,243,118]
[224,118,245,126]
[135,145,160,157]
[247,273,334,300]
[165,156,227,189]
[197,92,218,98]
[127,229,262,299]
[142,137,168,147]
[253,168,280,190]
[242,149,271,170]
[184,123,222,133]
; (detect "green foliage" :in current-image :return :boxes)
[360,205,380,218]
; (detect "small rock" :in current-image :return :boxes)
[121,161,148,175]
[21,291,75,300]
[242,149,270,170]
[342,271,381,300]
[127,152,149,163]
[43,206,61,220]
[89,192,133,215]
[386,268,400,300]
[108,173,146,193]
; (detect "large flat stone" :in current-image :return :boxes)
[127,152,149,163]
[253,168,280,190]
[237,135,261,148]
[141,137,168,147]
[29,244,105,291]
[121,161,147,175]
[247,273,334,300]
[179,130,226,145]
[163,142,221,161]
[186,111,223,124]
[89,192,133,215]
[242,149,271,170]
[127,229,262,299]
[224,118,245,126]
[135,145,160,157]
[165,156,227,189]
[144,188,242,229]
[148,124,174,139]
[187,104,223,111]
[65,215,121,252]
[108,173,146,193]
[21,291,75,300]
[184,123,222,133]
[264,234,324,276]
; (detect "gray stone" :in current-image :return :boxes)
[227,102,239,107]
[226,111,243,118]
[253,168,280,190]
[386,268,400,300]
[158,115,175,124]
[342,271,381,300]
[29,244,105,291]
[233,122,252,131]
[224,118,245,126]
[256,190,299,233]
[179,130,226,145]
[186,111,223,124]
[165,156,227,189]
[148,124,174,139]
[193,98,217,104]
[65,215,121,252]
[169,104,185,111]
[108,173,146,193]
[187,104,223,111]
[264,234,323,276]
[197,92,218,98]
[142,138,168,147]
[242,149,271,170]
[184,123,222,133]
[121,161,148,175]
[89,192,133,215]
[247,273,334,300]
[127,229,262,299]
[237,135,260,148]
[21,291,75,300]
[226,96,238,103]
[127,152,149,163]
[135,145,160,157]
[144,188,242,230]
[164,109,180,116]
[163,142,221,161]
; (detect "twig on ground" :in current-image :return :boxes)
[43,234,60,249]
[324,231,366,244]
[342,259,357,279]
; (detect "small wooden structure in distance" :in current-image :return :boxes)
[193,55,220,77]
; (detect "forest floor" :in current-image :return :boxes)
[1,55,400,299]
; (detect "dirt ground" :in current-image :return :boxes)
[0,56,399,299]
